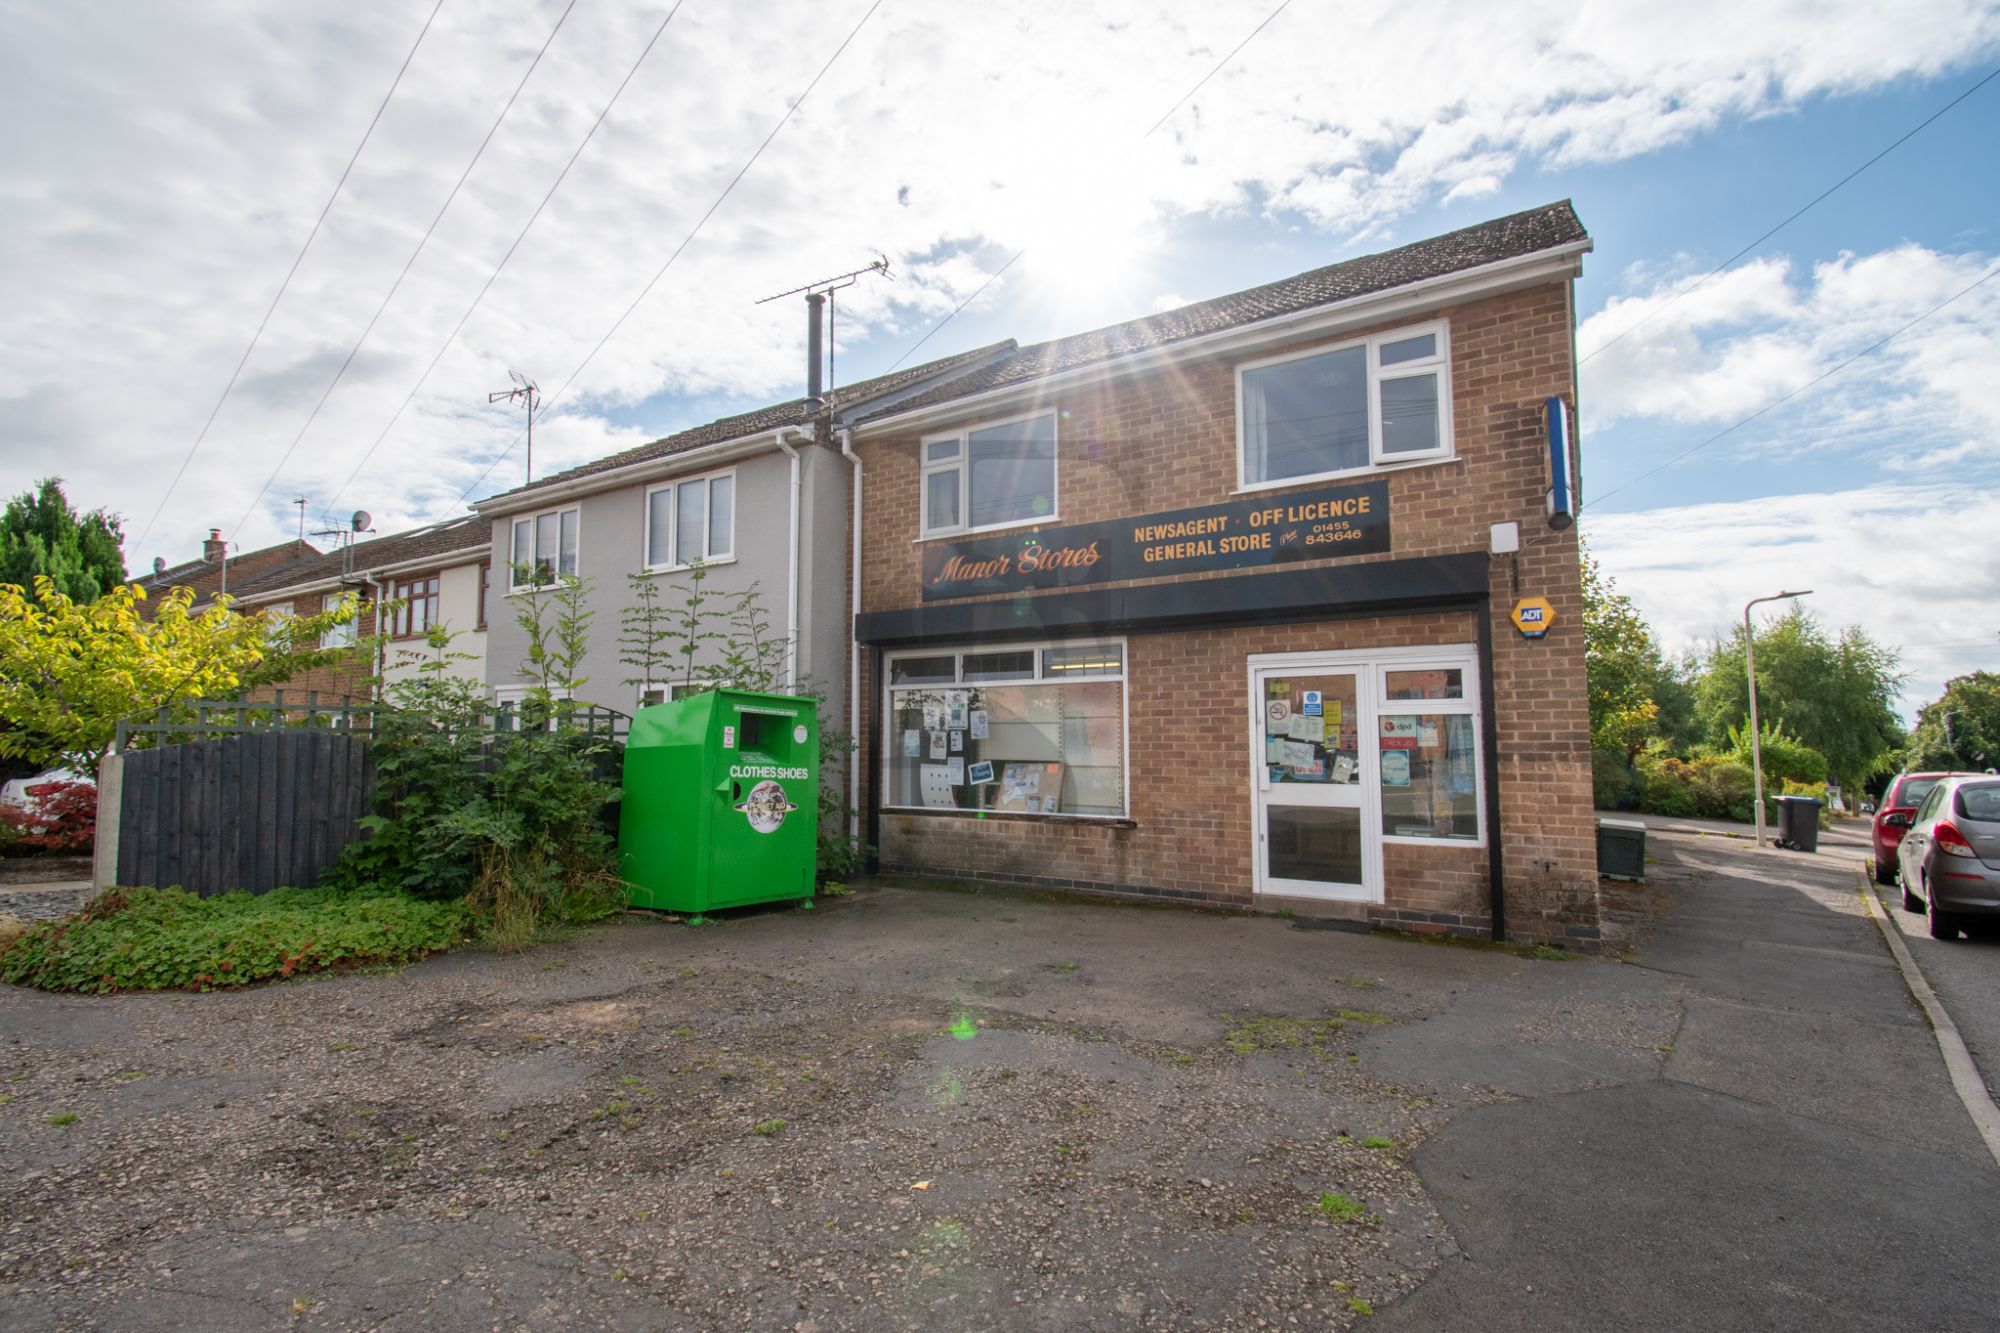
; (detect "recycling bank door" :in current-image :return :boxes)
[619,689,820,913]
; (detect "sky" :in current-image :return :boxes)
[3,0,1997,719]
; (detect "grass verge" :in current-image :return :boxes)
[0,886,473,994]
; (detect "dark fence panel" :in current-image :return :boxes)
[116,732,377,896]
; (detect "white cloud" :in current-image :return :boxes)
[2,0,1997,562]
[1586,483,2000,720]
[1580,244,2000,467]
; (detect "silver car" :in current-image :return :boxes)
[1898,776,2000,940]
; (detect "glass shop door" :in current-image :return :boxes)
[1251,664,1378,902]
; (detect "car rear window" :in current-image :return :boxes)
[1895,778,1940,810]
[1957,785,2000,823]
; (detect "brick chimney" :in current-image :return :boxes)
[203,528,227,563]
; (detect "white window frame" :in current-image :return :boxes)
[508,506,581,592]
[918,408,1060,539]
[641,466,738,573]
[320,596,357,650]
[1235,320,1453,494]
[493,684,574,732]
[637,679,732,708]
[262,601,295,646]
[881,637,1129,820]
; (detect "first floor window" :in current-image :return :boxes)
[390,574,440,639]
[261,601,294,645]
[511,508,579,589]
[1239,322,1449,487]
[1376,659,1479,842]
[321,594,357,649]
[883,641,1125,817]
[645,470,735,570]
[920,411,1057,536]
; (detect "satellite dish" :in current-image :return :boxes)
[351,510,372,533]
[152,556,167,575]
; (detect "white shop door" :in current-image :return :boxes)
[1250,661,1380,902]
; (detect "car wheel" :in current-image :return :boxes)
[1875,860,1896,886]
[1903,879,1923,913]
[1925,877,1958,940]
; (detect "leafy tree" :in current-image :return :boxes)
[0,576,359,775]
[0,478,127,604]
[1905,670,2000,772]
[1581,552,1666,757]
[1692,605,1904,796]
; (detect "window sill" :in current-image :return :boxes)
[636,556,739,577]
[913,513,1061,545]
[1234,453,1456,496]
[882,806,1135,829]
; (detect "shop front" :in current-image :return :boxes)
[845,201,1601,945]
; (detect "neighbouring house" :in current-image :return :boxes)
[470,344,1016,741]
[140,517,493,702]
[843,200,1600,945]
[134,528,319,614]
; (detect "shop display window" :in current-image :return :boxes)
[883,641,1125,817]
[1374,654,1480,842]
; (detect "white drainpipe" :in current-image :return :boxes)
[838,426,862,842]
[772,427,807,689]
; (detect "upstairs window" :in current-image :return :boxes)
[644,468,735,570]
[921,411,1058,537]
[390,574,440,639]
[510,507,579,590]
[1238,323,1450,488]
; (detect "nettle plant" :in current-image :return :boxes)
[621,561,863,881]
[329,571,621,949]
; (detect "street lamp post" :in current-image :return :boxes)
[1745,589,1812,847]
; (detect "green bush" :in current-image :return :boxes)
[0,886,472,994]
[1632,750,1757,822]
[1635,750,1699,817]
[1591,746,1637,810]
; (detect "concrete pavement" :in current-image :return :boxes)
[1376,825,2000,1332]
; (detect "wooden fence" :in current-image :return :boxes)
[110,729,375,896]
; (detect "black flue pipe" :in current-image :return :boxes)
[806,292,825,409]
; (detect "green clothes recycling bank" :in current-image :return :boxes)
[619,690,819,913]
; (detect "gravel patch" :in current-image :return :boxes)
[0,885,93,925]
[0,890,1505,1331]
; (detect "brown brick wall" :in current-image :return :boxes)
[853,281,1598,944]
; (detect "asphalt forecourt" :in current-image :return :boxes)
[4,841,1997,1330]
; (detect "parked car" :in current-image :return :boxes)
[1896,776,2000,940]
[1872,771,1978,885]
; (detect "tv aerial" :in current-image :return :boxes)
[489,370,541,485]
[758,253,890,410]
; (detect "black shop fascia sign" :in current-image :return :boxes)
[920,479,1390,602]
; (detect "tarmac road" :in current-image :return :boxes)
[1876,872,2000,1102]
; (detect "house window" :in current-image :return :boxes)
[390,574,440,639]
[321,594,357,649]
[510,507,579,590]
[644,469,736,571]
[1376,654,1481,844]
[883,640,1125,817]
[920,411,1058,537]
[477,563,491,628]
[493,684,573,732]
[637,680,726,708]
[262,602,294,646]
[1238,323,1450,488]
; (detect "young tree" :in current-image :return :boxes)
[1693,605,1905,796]
[1906,670,2000,772]
[0,577,359,774]
[0,478,127,604]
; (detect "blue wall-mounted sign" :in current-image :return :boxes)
[1544,395,1574,530]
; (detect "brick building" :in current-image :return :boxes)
[845,201,1599,945]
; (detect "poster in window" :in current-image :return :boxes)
[1381,751,1411,786]
[1302,690,1322,716]
[901,729,921,758]
[969,709,989,740]
[996,761,1064,813]
[947,692,970,729]
[929,731,947,760]
[947,757,965,785]
[968,760,994,784]
[923,700,944,730]
[920,765,958,808]
[949,729,964,753]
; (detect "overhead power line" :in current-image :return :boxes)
[455,0,891,503]
[1583,260,2000,512]
[1580,64,2000,366]
[312,0,691,524]
[134,0,448,553]
[230,0,580,541]
[887,0,1295,373]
